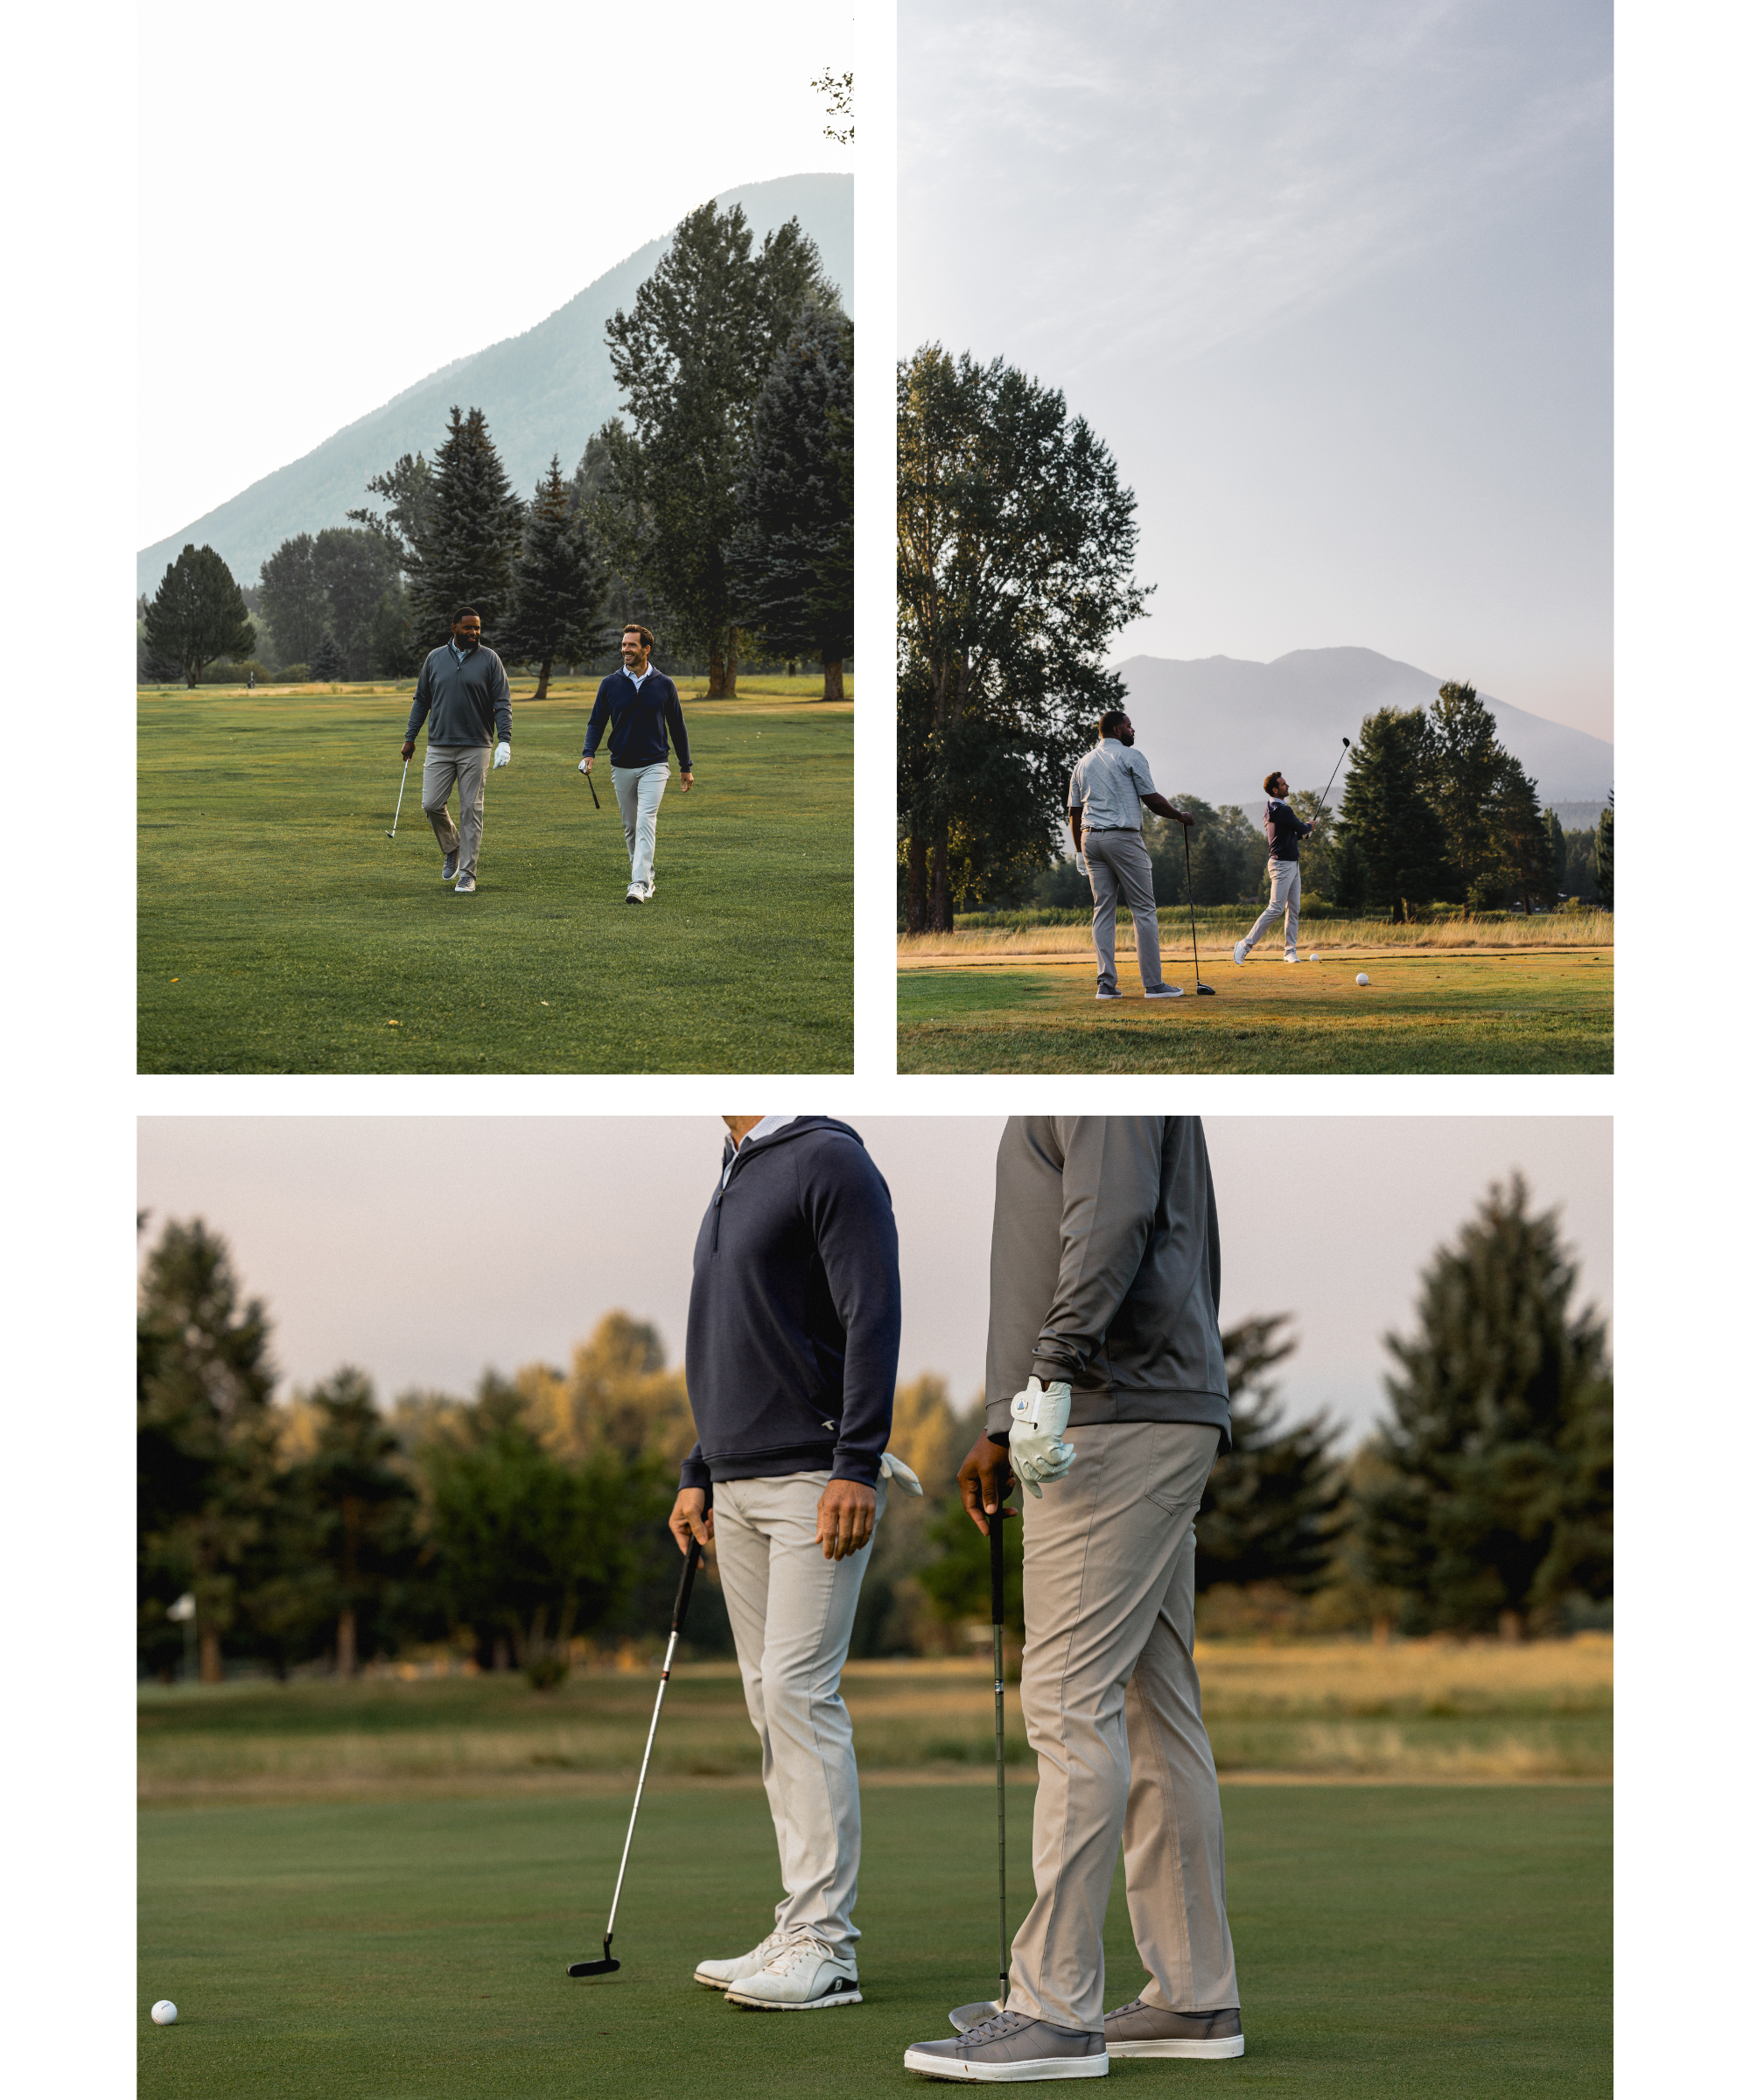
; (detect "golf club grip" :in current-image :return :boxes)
[990,1502,1004,1625]
[672,1537,703,1633]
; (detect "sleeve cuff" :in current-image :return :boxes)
[831,1455,881,1488]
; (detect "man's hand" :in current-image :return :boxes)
[1075,851,1088,876]
[679,771,694,794]
[956,1433,1012,1536]
[816,1478,876,1561]
[1010,1376,1075,1497]
[493,742,510,769]
[579,754,594,774]
[401,739,416,762]
[668,1488,713,1555]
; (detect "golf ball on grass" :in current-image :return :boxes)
[1355,972,1369,985]
[150,2001,178,2026]
[1308,952,1320,962]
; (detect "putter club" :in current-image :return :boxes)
[1182,826,1217,993]
[386,757,410,839]
[580,765,600,809]
[991,1490,1011,2012]
[566,1538,704,1978]
[1312,737,1353,826]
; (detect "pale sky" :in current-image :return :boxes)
[137,0,854,547]
[900,0,1614,738]
[137,1116,1611,1446]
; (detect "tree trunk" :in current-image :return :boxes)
[336,1606,358,1678]
[822,659,844,703]
[929,813,953,934]
[707,637,728,698]
[533,657,552,701]
[724,639,738,698]
[1371,1615,1393,1647]
[186,663,201,690]
[199,1628,223,1684]
[907,827,928,934]
[1497,1608,1525,1644]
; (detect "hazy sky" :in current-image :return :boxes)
[900,0,1614,738]
[137,1116,1610,1445]
[137,0,854,546]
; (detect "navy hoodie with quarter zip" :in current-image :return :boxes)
[679,1118,900,1497]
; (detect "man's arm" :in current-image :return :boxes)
[579,681,613,764]
[664,682,693,786]
[488,654,512,745]
[1142,790,1194,827]
[807,1147,903,1493]
[401,656,433,758]
[1068,802,1084,852]
[1028,1118,1166,1389]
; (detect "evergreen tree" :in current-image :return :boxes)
[899,346,1151,931]
[1195,1318,1347,1593]
[574,418,668,652]
[404,406,524,651]
[1493,756,1558,911]
[728,307,854,698]
[1427,681,1508,906]
[1335,706,1448,920]
[502,454,610,698]
[605,200,834,695]
[1594,793,1614,909]
[136,1219,279,1681]
[258,534,329,665]
[1357,1175,1613,1638]
[1544,806,1565,896]
[143,544,257,689]
[369,583,419,679]
[308,634,345,681]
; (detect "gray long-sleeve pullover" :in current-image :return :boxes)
[404,643,513,748]
[985,1116,1231,1452]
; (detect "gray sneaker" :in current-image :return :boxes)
[1102,1998,1243,2060]
[1144,984,1184,999]
[948,2002,1000,2033]
[904,2007,1108,2081]
[441,850,459,881]
[1095,986,1122,1002]
[454,875,476,895]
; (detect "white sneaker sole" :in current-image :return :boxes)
[724,1983,862,2011]
[1107,2035,1242,2059]
[903,2047,1109,2080]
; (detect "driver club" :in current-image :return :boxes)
[1312,736,1353,826]
[1182,826,1217,994]
[386,757,410,839]
[567,1539,704,1978]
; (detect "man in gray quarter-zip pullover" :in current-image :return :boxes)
[905,1117,1243,2081]
[400,605,513,894]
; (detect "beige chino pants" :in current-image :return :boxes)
[1007,1419,1237,2034]
[421,744,488,880]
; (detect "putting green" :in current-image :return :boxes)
[137,685,852,1074]
[898,943,1613,1074]
[138,1782,1608,2097]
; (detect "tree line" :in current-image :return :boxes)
[898,344,1612,929]
[139,1175,1610,1688]
[140,201,853,700]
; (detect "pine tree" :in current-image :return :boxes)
[606,200,835,695]
[1427,681,1508,907]
[308,634,345,681]
[1544,806,1566,897]
[1357,1175,1613,1638]
[137,1219,279,1681]
[728,307,854,698]
[1494,756,1558,911]
[502,455,610,698]
[1195,1317,1346,1593]
[143,544,257,689]
[404,406,524,652]
[1594,793,1614,909]
[1334,706,1448,920]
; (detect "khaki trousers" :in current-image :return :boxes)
[1008,1420,1237,2033]
[1085,830,1167,994]
[712,1470,888,1956]
[421,744,488,879]
[1240,857,1300,958]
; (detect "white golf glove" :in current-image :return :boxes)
[1075,851,1088,876]
[578,756,592,773]
[493,742,511,768]
[878,1452,924,1496]
[1009,1376,1075,1497]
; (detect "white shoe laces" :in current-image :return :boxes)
[764,1933,837,1976]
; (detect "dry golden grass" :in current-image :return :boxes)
[900,914,1613,959]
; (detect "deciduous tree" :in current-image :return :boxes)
[258,534,328,665]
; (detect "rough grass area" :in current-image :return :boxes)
[901,910,1613,953]
[138,681,852,1073]
[898,944,1612,1073]
[137,1783,1610,2099]
[137,1639,1611,1802]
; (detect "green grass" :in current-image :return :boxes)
[137,1783,1609,2097]
[137,685,852,1072]
[898,948,1613,1073]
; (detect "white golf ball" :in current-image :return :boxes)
[150,2001,178,2026]
[1355,971,1369,985]
[1308,952,1320,962]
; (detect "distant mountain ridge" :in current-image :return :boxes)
[137,172,852,595]
[1113,647,1614,808]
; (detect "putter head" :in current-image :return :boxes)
[567,1941,620,1978]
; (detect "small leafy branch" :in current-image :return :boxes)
[813,67,853,144]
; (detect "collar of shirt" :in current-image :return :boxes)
[721,1114,802,1187]
[625,662,653,688]
[451,640,477,663]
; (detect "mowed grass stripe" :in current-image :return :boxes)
[138,685,852,1074]
[137,1784,1609,2098]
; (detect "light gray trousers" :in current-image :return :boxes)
[1086,829,1167,994]
[612,760,669,890]
[712,1470,887,1957]
[1008,1420,1238,2034]
[1240,857,1301,957]
[422,744,488,878]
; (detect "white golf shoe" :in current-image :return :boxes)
[723,1931,861,2011]
[694,1928,795,1991]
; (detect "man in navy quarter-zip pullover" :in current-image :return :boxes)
[670,1116,904,2012]
[578,623,692,903]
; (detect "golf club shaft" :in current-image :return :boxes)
[991,1502,1007,2008]
[600,1539,703,1948]
[1312,738,1352,826]
[388,757,410,836]
[1182,824,1202,984]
